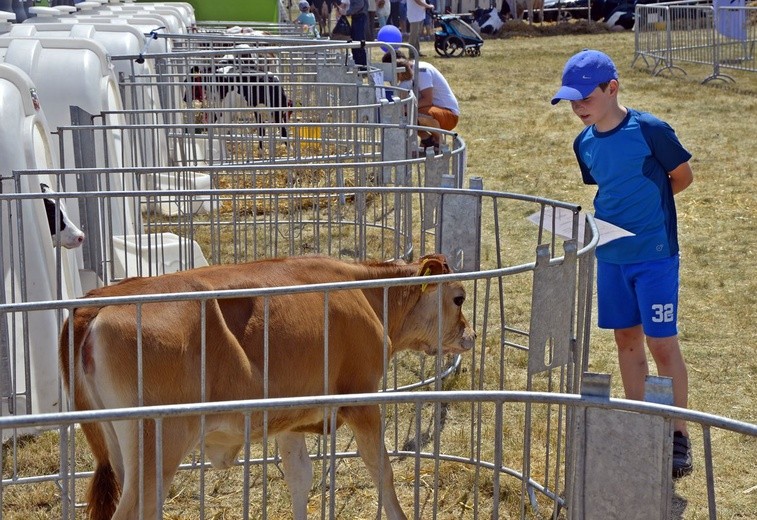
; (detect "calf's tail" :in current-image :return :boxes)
[59,311,121,520]
[87,461,119,520]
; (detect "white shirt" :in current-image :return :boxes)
[406,0,427,23]
[400,62,460,115]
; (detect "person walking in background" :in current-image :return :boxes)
[337,0,369,66]
[389,0,401,28]
[407,0,433,56]
[551,49,695,479]
[399,0,409,34]
[377,0,390,28]
[421,0,436,41]
[310,0,333,36]
[367,0,377,40]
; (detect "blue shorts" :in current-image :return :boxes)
[596,255,680,338]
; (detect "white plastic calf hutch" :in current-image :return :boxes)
[0,35,136,239]
[10,20,160,108]
[0,63,83,434]
[8,21,170,170]
[0,35,198,285]
[74,0,189,34]
[0,9,14,32]
[73,14,175,54]
[76,10,181,41]
[23,6,176,56]
[0,36,129,169]
[112,0,195,31]
[24,20,214,207]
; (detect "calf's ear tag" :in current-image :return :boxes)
[420,266,432,292]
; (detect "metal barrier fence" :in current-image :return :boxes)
[0,179,593,373]
[101,42,432,173]
[0,14,753,520]
[135,35,423,91]
[0,183,598,518]
[15,158,466,276]
[48,118,466,285]
[195,20,309,38]
[0,385,754,518]
[634,0,757,83]
[63,100,435,167]
[140,35,419,81]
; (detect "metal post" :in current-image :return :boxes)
[69,106,104,285]
[568,373,673,519]
[437,176,482,272]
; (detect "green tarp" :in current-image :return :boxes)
[138,0,280,23]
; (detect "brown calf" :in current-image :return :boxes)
[59,254,476,520]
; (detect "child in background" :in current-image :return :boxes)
[296,0,319,37]
[421,0,436,41]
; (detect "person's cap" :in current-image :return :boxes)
[298,0,310,10]
[551,49,618,105]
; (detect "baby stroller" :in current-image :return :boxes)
[434,14,484,57]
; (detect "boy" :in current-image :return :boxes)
[551,49,695,479]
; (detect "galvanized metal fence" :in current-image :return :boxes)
[82,46,426,167]
[103,40,436,176]
[0,371,755,518]
[634,0,757,83]
[195,21,308,38]
[0,180,599,519]
[0,18,753,520]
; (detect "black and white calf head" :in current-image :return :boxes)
[41,183,85,249]
[183,64,293,147]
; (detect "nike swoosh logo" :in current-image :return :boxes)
[582,75,592,80]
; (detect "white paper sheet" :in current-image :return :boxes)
[371,70,386,103]
[526,207,634,247]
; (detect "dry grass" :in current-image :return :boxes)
[2,28,755,519]
[438,28,757,416]
[433,28,757,518]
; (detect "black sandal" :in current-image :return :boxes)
[672,431,693,479]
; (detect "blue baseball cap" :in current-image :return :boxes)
[551,49,618,105]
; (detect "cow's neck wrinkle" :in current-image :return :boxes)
[357,262,420,353]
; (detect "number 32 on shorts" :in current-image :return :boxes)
[651,303,675,323]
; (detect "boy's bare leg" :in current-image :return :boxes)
[647,335,689,435]
[614,325,649,401]
[616,325,689,435]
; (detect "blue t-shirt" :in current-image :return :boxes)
[296,12,319,36]
[573,108,692,264]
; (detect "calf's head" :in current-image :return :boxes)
[41,183,85,249]
[395,255,476,355]
[185,65,207,104]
